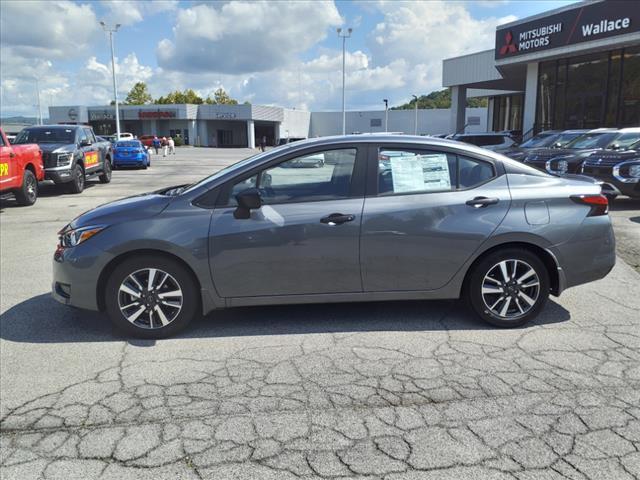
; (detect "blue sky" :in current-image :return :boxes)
[1,0,577,117]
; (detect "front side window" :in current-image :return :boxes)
[378,148,495,195]
[229,148,357,205]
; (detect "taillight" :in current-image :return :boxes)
[570,194,608,216]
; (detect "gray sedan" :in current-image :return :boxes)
[52,135,616,338]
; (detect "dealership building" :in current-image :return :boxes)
[47,104,487,147]
[444,0,640,139]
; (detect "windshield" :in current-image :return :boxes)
[116,141,142,148]
[519,132,559,148]
[181,147,285,194]
[14,127,76,144]
[553,132,587,147]
[565,132,617,149]
[612,132,640,150]
[629,139,640,151]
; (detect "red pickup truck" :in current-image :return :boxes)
[0,128,44,206]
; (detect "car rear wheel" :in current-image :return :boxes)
[15,169,38,206]
[67,164,85,194]
[105,255,199,338]
[99,159,112,183]
[465,248,549,328]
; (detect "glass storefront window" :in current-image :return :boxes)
[535,46,639,133]
[492,94,523,132]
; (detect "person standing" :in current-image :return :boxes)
[259,135,267,152]
[168,136,175,155]
[152,135,160,154]
[162,136,168,157]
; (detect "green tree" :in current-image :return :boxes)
[204,88,239,105]
[392,89,487,109]
[156,89,204,104]
[124,82,153,105]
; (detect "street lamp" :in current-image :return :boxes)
[412,94,419,135]
[337,27,352,136]
[100,21,121,139]
[383,99,388,131]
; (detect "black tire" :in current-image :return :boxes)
[104,255,199,338]
[67,164,85,194]
[14,169,38,206]
[605,194,617,204]
[464,248,549,328]
[99,158,112,183]
[142,163,148,170]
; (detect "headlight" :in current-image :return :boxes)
[546,158,568,174]
[57,153,72,166]
[613,162,640,183]
[58,225,106,248]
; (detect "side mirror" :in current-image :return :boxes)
[554,142,562,148]
[79,138,91,147]
[610,143,620,150]
[234,188,262,219]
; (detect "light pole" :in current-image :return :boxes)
[35,77,42,125]
[100,21,121,139]
[383,99,388,131]
[412,95,419,135]
[337,27,352,135]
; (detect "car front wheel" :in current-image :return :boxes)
[105,255,199,338]
[15,169,38,206]
[99,159,112,183]
[465,248,549,328]
[67,164,85,194]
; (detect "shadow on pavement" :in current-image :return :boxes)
[609,197,640,211]
[1,293,570,344]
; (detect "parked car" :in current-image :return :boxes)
[52,135,615,338]
[582,138,640,199]
[498,130,589,161]
[118,132,135,140]
[112,140,151,169]
[523,129,621,174]
[0,127,44,206]
[13,125,112,193]
[449,132,517,151]
[138,135,156,148]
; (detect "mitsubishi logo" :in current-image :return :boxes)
[499,31,518,55]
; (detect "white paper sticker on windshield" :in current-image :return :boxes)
[388,152,451,193]
[390,154,424,193]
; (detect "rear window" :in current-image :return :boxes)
[14,127,76,144]
[116,141,142,148]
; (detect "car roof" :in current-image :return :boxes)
[26,124,80,129]
[452,132,509,137]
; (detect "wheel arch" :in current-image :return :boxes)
[96,249,203,312]
[463,241,561,296]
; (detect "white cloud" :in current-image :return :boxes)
[157,1,342,74]
[0,1,99,59]
[100,0,178,26]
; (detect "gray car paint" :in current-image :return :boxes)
[52,135,616,315]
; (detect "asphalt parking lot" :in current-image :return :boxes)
[1,147,639,480]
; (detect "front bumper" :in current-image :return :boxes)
[45,166,74,184]
[52,242,110,311]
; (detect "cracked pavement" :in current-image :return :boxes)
[1,148,640,479]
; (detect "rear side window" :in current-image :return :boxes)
[377,148,495,195]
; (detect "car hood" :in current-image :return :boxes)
[526,147,599,162]
[586,149,640,161]
[37,143,76,154]
[70,192,173,229]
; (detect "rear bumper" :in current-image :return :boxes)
[113,155,147,166]
[552,217,616,290]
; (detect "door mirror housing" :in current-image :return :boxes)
[79,138,92,147]
[234,188,262,219]
[610,143,620,150]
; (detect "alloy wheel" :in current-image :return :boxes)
[26,175,37,203]
[118,268,183,329]
[481,259,540,319]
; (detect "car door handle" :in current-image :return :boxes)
[320,213,355,225]
[465,196,499,208]
[9,152,16,158]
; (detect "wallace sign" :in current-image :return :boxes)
[495,0,639,60]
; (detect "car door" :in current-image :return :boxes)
[360,144,511,292]
[0,132,18,190]
[208,145,366,298]
[80,128,100,172]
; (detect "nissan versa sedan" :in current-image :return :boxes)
[52,135,616,338]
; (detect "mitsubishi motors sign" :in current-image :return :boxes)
[495,0,640,60]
